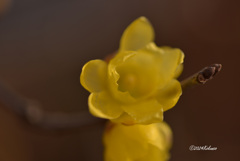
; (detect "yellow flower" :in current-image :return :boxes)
[80,17,184,125]
[103,121,172,161]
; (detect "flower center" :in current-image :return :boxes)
[118,73,137,92]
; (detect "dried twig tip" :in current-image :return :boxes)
[181,63,222,90]
[197,64,222,84]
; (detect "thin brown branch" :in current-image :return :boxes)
[0,80,101,129]
[181,64,222,90]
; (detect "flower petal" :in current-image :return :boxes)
[80,59,107,93]
[138,145,170,161]
[116,52,161,98]
[138,43,184,88]
[160,46,184,81]
[111,112,136,125]
[156,79,182,111]
[108,51,138,103]
[89,91,123,119]
[104,122,148,161]
[104,122,172,161]
[174,64,184,78]
[119,17,154,52]
[127,123,167,151]
[122,99,163,124]
[156,122,173,150]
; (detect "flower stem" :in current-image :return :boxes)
[181,64,222,90]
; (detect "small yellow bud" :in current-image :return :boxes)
[103,121,172,161]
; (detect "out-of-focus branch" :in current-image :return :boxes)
[0,81,102,129]
[181,64,222,90]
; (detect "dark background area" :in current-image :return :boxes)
[0,0,239,161]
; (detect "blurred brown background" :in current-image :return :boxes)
[0,0,239,161]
